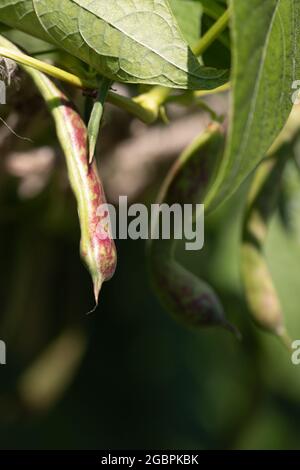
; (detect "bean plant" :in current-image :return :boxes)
[0,0,299,350]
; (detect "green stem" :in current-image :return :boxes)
[166,82,230,106]
[0,41,157,123]
[194,81,230,97]
[192,8,230,57]
[108,90,157,124]
[0,46,99,89]
[133,86,171,121]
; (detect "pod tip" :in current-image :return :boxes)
[88,148,95,165]
[277,327,293,352]
[85,276,102,315]
[93,276,102,304]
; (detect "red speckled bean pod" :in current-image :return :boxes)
[0,35,117,302]
[27,68,116,303]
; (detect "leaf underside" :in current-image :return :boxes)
[0,0,228,89]
[169,0,202,47]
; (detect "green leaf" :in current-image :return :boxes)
[0,0,228,89]
[205,0,300,211]
[169,0,202,46]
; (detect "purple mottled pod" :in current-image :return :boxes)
[148,123,239,336]
[31,73,117,303]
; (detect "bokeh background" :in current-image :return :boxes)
[1,13,300,450]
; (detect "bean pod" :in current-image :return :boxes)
[241,149,291,346]
[0,35,117,304]
[148,123,239,335]
[36,75,117,303]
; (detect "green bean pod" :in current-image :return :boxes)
[0,35,117,303]
[87,78,112,164]
[241,150,291,346]
[278,159,300,236]
[148,123,239,335]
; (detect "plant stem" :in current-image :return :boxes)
[194,81,230,97]
[192,8,230,57]
[0,47,99,89]
[0,42,157,123]
[166,82,231,105]
[107,90,157,124]
[133,86,171,121]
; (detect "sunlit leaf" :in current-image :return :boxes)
[0,0,228,89]
[205,0,300,211]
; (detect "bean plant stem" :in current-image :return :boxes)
[0,43,157,123]
[192,8,230,57]
[165,82,231,105]
[0,47,98,89]
[194,82,230,97]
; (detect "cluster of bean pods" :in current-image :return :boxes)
[147,122,239,336]
[148,103,300,344]
[2,31,300,344]
[0,35,117,304]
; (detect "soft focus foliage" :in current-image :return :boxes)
[0,0,300,451]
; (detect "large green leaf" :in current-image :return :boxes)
[0,0,228,89]
[205,0,300,211]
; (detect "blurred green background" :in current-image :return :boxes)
[0,147,300,449]
[1,3,300,449]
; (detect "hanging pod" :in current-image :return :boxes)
[148,122,239,336]
[241,149,292,348]
[0,35,117,304]
[240,103,300,347]
[33,75,117,304]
